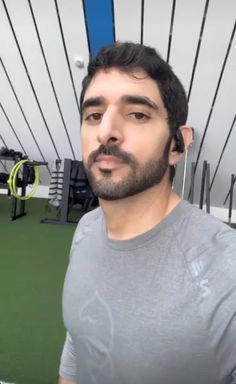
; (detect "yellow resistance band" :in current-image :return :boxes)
[7,160,40,200]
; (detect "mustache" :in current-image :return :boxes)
[87,145,136,167]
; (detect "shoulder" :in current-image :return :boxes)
[178,206,236,378]
[174,201,236,282]
[176,201,236,253]
[74,206,103,237]
[69,207,103,257]
[78,206,103,229]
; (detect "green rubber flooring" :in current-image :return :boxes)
[0,196,77,384]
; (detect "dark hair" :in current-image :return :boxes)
[80,41,188,137]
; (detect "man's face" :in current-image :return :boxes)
[81,68,172,200]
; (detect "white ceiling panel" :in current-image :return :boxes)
[187,0,236,138]
[0,104,26,153]
[30,0,89,159]
[197,38,236,168]
[210,123,236,207]
[143,0,173,58]
[0,1,63,164]
[180,0,236,203]
[114,0,142,43]
[0,0,75,159]
[168,0,206,92]
[0,65,46,158]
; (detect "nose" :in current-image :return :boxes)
[97,108,124,146]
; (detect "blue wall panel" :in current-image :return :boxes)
[84,0,115,57]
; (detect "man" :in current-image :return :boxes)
[58,42,236,384]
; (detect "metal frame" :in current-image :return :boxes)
[0,153,26,220]
[41,159,96,226]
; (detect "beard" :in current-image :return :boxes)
[84,138,172,201]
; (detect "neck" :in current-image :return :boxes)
[99,180,181,240]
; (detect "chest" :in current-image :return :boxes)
[62,241,219,384]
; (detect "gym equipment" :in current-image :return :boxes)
[41,159,98,225]
[7,159,40,200]
[0,148,47,220]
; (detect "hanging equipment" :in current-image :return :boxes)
[7,159,40,200]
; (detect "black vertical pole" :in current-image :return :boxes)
[189,162,195,204]
[199,160,207,209]
[60,159,72,223]
[205,163,210,213]
[228,174,235,224]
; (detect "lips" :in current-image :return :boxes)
[95,155,124,170]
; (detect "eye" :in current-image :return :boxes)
[84,112,103,122]
[129,112,150,121]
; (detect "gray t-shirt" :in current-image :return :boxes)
[59,200,236,384]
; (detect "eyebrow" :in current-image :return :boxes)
[82,97,105,113]
[82,94,159,114]
[121,95,159,110]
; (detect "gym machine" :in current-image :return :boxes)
[41,158,98,226]
[0,147,47,220]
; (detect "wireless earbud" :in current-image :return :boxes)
[172,130,185,153]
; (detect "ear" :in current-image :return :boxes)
[169,125,193,166]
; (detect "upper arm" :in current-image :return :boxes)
[58,375,77,384]
[202,231,236,381]
[59,332,77,383]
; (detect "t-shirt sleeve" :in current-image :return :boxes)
[59,332,77,381]
[200,228,236,382]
